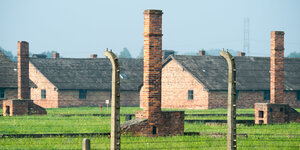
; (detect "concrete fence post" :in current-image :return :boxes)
[82,138,90,150]
[104,50,121,150]
[220,50,237,150]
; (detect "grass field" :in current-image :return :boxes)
[0,107,299,149]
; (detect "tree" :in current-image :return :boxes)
[287,51,300,58]
[119,48,132,58]
[137,46,144,58]
[0,46,17,62]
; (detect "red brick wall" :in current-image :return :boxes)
[58,90,139,107]
[270,31,284,104]
[162,60,209,109]
[208,91,267,109]
[209,91,299,109]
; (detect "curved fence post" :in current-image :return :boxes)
[104,50,121,150]
[220,50,237,150]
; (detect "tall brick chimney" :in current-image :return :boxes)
[270,31,284,104]
[199,50,205,56]
[17,41,30,99]
[238,52,246,56]
[121,9,184,136]
[90,54,97,58]
[142,9,163,119]
[53,52,60,59]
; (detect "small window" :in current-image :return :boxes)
[41,89,46,99]
[188,90,194,100]
[264,90,270,101]
[236,90,239,101]
[297,91,300,101]
[79,89,87,100]
[0,88,5,99]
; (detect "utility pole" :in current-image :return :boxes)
[244,18,250,55]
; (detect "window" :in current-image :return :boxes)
[0,88,5,99]
[188,90,194,100]
[41,89,46,99]
[236,90,239,101]
[264,90,270,101]
[79,89,87,100]
[297,91,300,101]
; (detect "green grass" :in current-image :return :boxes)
[162,108,255,114]
[0,107,299,149]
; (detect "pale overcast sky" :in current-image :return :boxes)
[0,0,299,58]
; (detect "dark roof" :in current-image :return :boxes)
[164,55,300,91]
[0,51,36,88]
[0,50,18,88]
[29,58,143,91]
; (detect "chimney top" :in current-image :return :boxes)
[238,52,246,56]
[90,54,97,58]
[144,9,163,15]
[53,52,59,59]
[199,50,205,56]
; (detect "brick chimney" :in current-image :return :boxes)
[17,41,30,99]
[270,31,284,104]
[142,9,163,119]
[53,52,59,59]
[90,54,97,58]
[121,9,184,136]
[238,52,246,56]
[199,50,205,56]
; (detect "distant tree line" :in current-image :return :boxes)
[0,46,59,62]
[287,51,300,58]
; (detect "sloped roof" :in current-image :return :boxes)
[164,55,300,91]
[0,51,36,88]
[0,50,18,88]
[29,58,143,91]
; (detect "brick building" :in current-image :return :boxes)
[29,55,143,108]
[161,54,300,109]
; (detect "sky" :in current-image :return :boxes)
[0,0,299,58]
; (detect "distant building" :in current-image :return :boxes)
[161,55,300,109]
[29,53,143,108]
